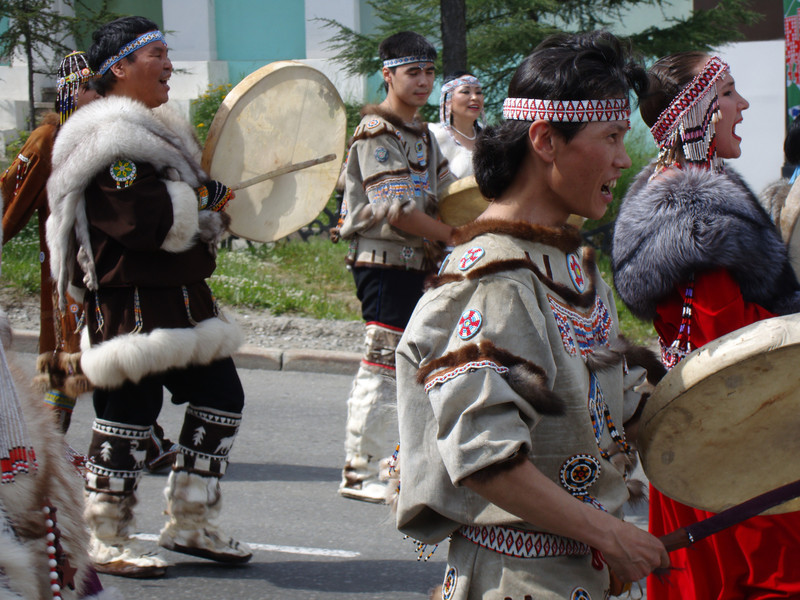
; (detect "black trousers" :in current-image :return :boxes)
[352,266,426,329]
[93,357,244,426]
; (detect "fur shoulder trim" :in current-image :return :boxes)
[359,104,428,137]
[428,245,598,309]
[417,340,565,415]
[453,219,583,253]
[613,165,799,319]
[51,96,205,191]
[80,316,244,389]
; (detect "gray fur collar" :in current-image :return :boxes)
[46,96,205,307]
[612,164,800,320]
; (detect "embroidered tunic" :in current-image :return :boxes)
[338,107,453,271]
[396,220,650,599]
[0,113,82,357]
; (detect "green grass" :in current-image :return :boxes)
[1,220,657,345]
[209,237,361,319]
[1,221,41,294]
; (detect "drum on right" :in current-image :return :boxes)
[638,312,800,514]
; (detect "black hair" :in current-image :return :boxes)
[639,51,709,129]
[87,16,159,95]
[786,114,800,165]
[473,30,648,200]
[379,31,437,64]
[441,70,483,129]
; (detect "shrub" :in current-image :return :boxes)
[191,83,233,144]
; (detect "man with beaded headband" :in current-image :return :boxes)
[46,16,250,577]
[613,53,800,598]
[1,51,99,435]
[395,31,669,599]
[335,31,455,503]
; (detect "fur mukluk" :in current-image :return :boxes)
[46,96,207,309]
[612,164,800,320]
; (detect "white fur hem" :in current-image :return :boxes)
[80,316,244,389]
[161,180,200,252]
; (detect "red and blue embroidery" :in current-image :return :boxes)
[458,246,485,271]
[548,295,612,359]
[457,309,483,340]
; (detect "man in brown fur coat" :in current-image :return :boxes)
[46,17,250,578]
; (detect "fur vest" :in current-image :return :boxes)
[46,96,206,308]
[612,164,800,320]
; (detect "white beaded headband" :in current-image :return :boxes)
[99,30,167,75]
[502,97,631,122]
[440,75,484,127]
[383,55,434,68]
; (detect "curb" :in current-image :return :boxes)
[11,329,361,376]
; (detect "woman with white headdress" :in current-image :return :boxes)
[429,71,485,178]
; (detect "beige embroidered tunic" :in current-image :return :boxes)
[338,108,453,271]
[396,220,648,599]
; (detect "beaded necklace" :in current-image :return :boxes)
[661,273,695,369]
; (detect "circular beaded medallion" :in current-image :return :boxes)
[560,454,600,494]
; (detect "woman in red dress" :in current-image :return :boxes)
[613,52,800,599]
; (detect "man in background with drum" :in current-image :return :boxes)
[46,16,251,577]
[334,31,455,503]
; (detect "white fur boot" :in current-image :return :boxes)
[158,470,251,563]
[339,323,402,503]
[84,491,168,578]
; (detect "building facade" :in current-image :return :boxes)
[0,0,788,191]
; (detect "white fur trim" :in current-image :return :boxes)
[80,317,244,389]
[0,520,35,599]
[161,180,200,252]
[47,95,207,305]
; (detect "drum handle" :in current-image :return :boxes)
[231,153,337,191]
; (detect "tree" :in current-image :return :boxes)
[0,0,121,130]
[321,0,760,112]
[440,0,466,77]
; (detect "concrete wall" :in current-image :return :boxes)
[715,40,786,193]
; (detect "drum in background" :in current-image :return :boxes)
[437,176,587,229]
[202,61,346,243]
[437,176,489,227]
[638,313,800,514]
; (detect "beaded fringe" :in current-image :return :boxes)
[0,339,37,482]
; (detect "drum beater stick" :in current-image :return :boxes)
[231,153,337,191]
[659,477,800,551]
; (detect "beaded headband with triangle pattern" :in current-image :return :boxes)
[650,56,729,175]
[502,97,631,124]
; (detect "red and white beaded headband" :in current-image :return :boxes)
[383,55,434,68]
[502,97,631,122]
[650,56,729,146]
